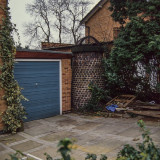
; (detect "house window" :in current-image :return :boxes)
[113,27,121,39]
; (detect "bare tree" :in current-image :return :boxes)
[24,0,52,47]
[24,0,92,47]
[65,0,92,44]
[48,0,67,44]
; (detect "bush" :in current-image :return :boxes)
[83,82,110,112]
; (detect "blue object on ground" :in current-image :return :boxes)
[106,104,118,112]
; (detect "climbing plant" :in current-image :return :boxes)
[0,6,26,133]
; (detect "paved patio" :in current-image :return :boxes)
[0,113,160,160]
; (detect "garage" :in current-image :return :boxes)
[14,59,61,121]
[12,49,72,123]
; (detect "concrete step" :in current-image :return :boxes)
[134,105,160,110]
[127,110,160,118]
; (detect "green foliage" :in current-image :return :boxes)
[117,120,160,160]
[5,151,29,160]
[84,82,110,112]
[104,0,160,101]
[0,6,26,133]
[109,0,160,25]
[85,154,107,160]
[45,138,107,160]
[57,138,73,160]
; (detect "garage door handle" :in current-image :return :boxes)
[35,83,38,86]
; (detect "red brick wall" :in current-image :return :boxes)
[85,1,121,42]
[0,0,6,24]
[41,42,73,52]
[41,42,72,49]
[62,59,72,112]
[0,0,7,131]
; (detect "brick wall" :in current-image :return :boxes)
[0,0,7,131]
[41,42,72,49]
[85,1,121,42]
[62,59,72,112]
[41,42,73,52]
[72,50,105,109]
[0,0,6,24]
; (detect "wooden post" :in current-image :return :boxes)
[0,0,7,131]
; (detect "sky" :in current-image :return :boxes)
[8,0,100,48]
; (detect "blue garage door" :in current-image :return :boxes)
[14,61,60,121]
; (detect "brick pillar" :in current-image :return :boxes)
[0,0,7,131]
[62,59,72,112]
[72,45,105,110]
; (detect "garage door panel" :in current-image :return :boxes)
[25,104,60,112]
[21,86,59,94]
[22,95,59,104]
[14,61,60,121]
[15,73,59,79]
[26,104,60,113]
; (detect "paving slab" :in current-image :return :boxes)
[11,140,42,152]
[92,123,130,136]
[24,124,57,136]
[0,114,160,160]
[71,150,87,160]
[24,120,42,130]
[74,133,103,146]
[0,134,25,145]
[40,131,77,142]
[29,146,59,159]
[0,152,15,160]
[118,126,142,138]
[74,122,101,131]
[56,117,80,126]
[44,115,69,122]
[76,139,125,155]
[151,128,160,142]
[0,145,6,152]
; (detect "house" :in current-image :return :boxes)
[42,0,120,51]
[80,0,121,42]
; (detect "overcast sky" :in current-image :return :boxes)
[8,0,100,47]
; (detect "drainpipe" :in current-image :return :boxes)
[86,26,90,44]
[86,26,90,36]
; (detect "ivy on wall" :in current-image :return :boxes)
[0,6,26,133]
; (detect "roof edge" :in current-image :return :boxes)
[80,0,108,25]
[16,49,72,55]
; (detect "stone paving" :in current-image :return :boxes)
[0,113,160,160]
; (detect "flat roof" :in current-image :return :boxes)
[16,49,72,59]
